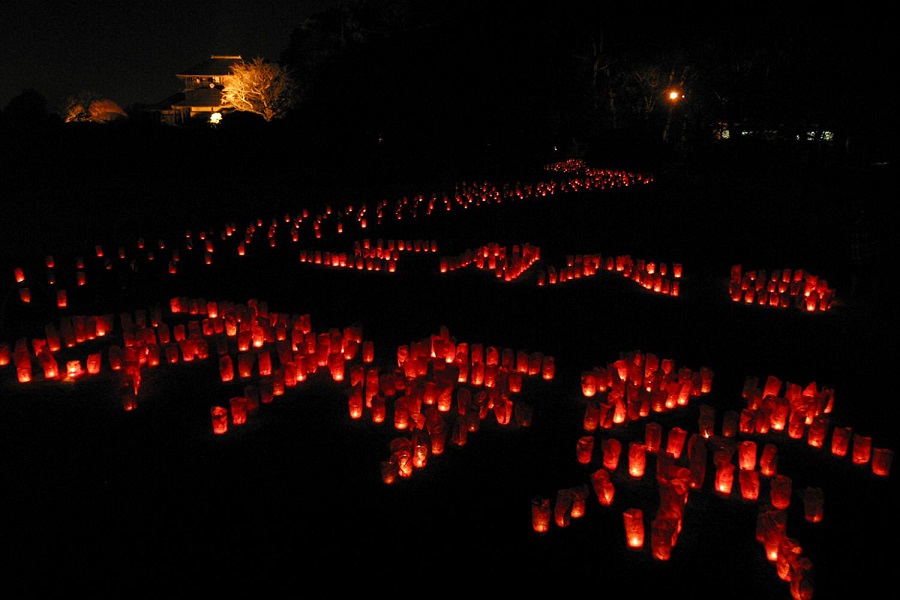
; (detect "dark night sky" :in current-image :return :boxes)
[0,0,893,150]
[0,0,338,110]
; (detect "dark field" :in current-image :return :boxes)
[0,133,895,598]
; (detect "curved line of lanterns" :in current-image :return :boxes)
[0,160,887,600]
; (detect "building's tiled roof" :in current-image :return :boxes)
[177,55,243,77]
[173,87,225,108]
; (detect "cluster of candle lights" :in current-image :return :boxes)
[529,348,892,600]
[729,264,836,312]
[1,159,890,599]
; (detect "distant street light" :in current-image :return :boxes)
[663,88,684,143]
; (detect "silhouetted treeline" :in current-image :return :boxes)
[1,1,892,186]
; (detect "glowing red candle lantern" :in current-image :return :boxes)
[229,396,248,425]
[763,375,782,398]
[380,459,398,485]
[738,440,757,471]
[583,402,600,432]
[210,406,229,435]
[554,488,574,528]
[799,486,824,523]
[412,435,429,469]
[483,363,498,388]
[760,443,779,477]
[762,522,786,563]
[851,433,872,465]
[739,468,760,501]
[13,267,25,283]
[644,422,662,454]
[107,345,123,370]
[371,395,387,424]
[807,416,829,448]
[830,425,852,457]
[650,517,678,561]
[362,340,375,363]
[179,339,196,362]
[514,402,533,427]
[628,442,646,478]
[754,408,771,434]
[257,351,272,376]
[756,504,787,546]
[393,398,410,430]
[789,556,815,600]
[715,461,735,497]
[776,537,803,581]
[542,355,555,380]
[272,371,285,397]
[56,289,67,309]
[81,352,100,375]
[590,468,615,506]
[508,371,523,393]
[493,396,513,425]
[437,385,453,413]
[470,362,485,386]
[787,407,807,439]
[769,396,790,431]
[65,360,83,379]
[162,344,177,364]
[699,366,714,394]
[258,380,274,404]
[347,386,364,419]
[602,437,622,471]
[872,447,893,477]
[665,426,687,459]
[739,408,756,434]
[531,497,551,533]
[623,508,645,549]
[237,352,254,379]
[698,404,715,438]
[119,393,138,411]
[770,474,793,509]
[576,435,595,464]
[721,409,739,437]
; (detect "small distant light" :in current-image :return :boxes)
[210,112,223,125]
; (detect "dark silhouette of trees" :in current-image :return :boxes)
[276,2,891,168]
[1,88,59,134]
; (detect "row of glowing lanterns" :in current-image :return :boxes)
[3,161,648,387]
[11,245,834,313]
[729,264,836,312]
[3,161,829,313]
[525,350,891,600]
[2,284,889,600]
[5,162,658,305]
[0,159,872,599]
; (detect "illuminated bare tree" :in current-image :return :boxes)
[64,91,127,123]
[220,57,298,122]
[88,99,128,123]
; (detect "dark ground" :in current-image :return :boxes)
[0,133,896,597]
